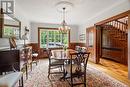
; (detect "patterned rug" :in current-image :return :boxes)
[24,59,128,87]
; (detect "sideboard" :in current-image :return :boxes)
[0,46,32,79]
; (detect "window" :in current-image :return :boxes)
[39,28,69,48]
[3,26,20,38]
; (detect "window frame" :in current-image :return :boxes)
[38,27,70,49]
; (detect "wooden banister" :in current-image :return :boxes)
[115,20,128,26]
[96,10,130,25]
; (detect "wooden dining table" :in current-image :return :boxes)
[51,49,90,60]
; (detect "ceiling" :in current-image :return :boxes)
[16,0,123,25]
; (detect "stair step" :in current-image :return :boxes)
[119,39,127,41]
[114,36,121,38]
[110,33,115,35]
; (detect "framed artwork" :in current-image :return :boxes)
[0,10,21,39]
[88,32,94,47]
[79,34,85,41]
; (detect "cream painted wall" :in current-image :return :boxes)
[30,22,79,43]
[0,1,30,49]
[78,0,130,43]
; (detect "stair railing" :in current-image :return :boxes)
[102,16,128,40]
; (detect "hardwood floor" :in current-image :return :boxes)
[88,58,130,86]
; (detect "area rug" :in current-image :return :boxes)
[24,59,128,87]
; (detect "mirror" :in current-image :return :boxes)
[0,9,21,39]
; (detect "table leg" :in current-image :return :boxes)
[59,68,67,81]
[26,64,28,79]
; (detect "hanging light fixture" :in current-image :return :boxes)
[58,7,70,34]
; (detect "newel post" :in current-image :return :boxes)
[128,12,130,79]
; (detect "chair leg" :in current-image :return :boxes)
[21,75,24,87]
[19,75,24,87]
[63,71,67,81]
[71,75,73,87]
[31,62,33,71]
[26,65,28,79]
[84,71,86,87]
[48,65,50,77]
[84,77,86,87]
[36,61,38,66]
[84,81,86,87]
[60,66,63,71]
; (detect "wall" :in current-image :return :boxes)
[0,1,31,49]
[78,0,130,43]
[30,22,79,43]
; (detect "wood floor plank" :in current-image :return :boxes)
[88,58,130,86]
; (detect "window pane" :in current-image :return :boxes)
[48,30,55,48]
[40,30,47,48]
[40,29,69,48]
[62,33,68,47]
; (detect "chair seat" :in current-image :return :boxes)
[50,60,64,66]
[32,53,38,57]
[65,64,84,73]
[0,72,23,87]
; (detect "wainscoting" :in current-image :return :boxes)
[28,42,86,59]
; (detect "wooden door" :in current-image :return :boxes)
[86,26,98,63]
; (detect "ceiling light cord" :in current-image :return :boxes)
[62,7,66,26]
[63,7,65,21]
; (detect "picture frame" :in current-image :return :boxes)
[79,34,85,41]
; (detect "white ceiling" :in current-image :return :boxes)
[16,0,123,25]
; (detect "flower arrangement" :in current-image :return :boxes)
[63,45,67,51]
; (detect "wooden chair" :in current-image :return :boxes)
[65,52,90,87]
[47,49,64,77]
[25,47,32,70]
[32,49,39,66]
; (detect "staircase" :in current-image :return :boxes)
[103,16,128,40]
[101,16,128,65]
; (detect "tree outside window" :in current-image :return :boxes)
[40,28,69,48]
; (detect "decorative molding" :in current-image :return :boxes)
[55,1,74,12]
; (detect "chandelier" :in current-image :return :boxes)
[58,7,70,34]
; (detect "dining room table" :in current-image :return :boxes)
[51,49,77,60]
[51,49,90,59]
[51,49,90,80]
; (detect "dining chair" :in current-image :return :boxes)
[32,50,39,66]
[65,52,90,87]
[47,49,64,77]
[75,46,81,51]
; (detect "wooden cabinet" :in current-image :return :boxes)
[0,46,32,77]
